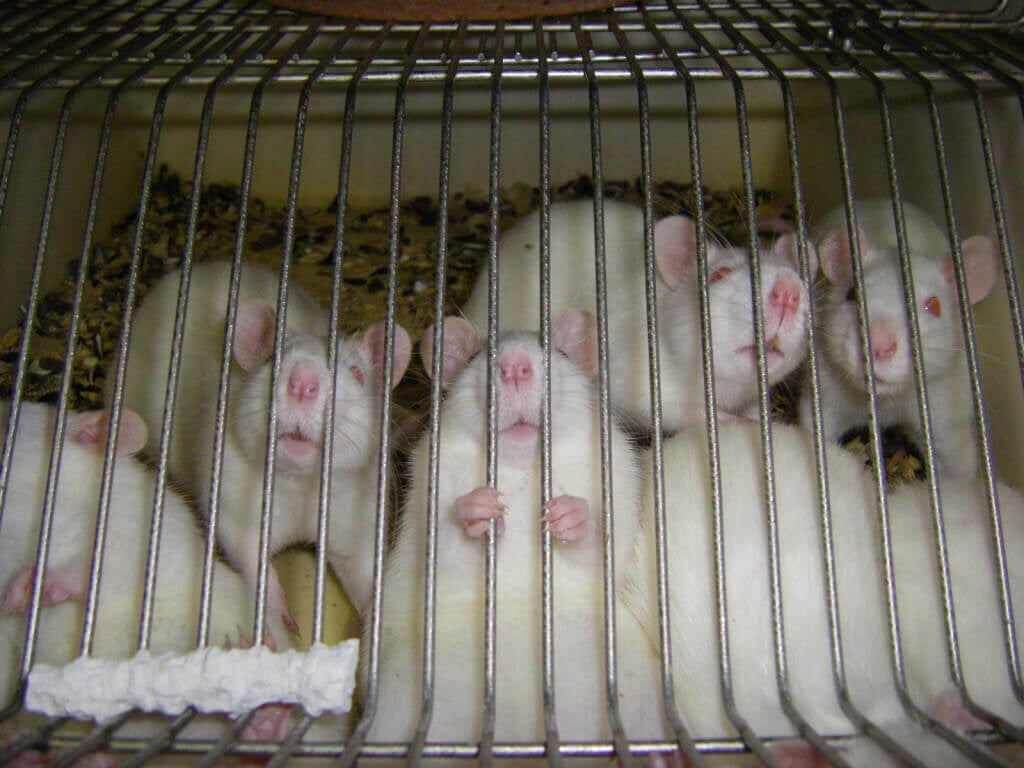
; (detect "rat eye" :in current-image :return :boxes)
[845,286,858,303]
[924,296,942,317]
[349,364,365,386]
[710,266,733,284]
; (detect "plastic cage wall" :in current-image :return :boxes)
[1,0,1024,765]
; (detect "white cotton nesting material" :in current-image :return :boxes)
[24,640,358,724]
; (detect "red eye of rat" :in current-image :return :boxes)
[924,296,942,317]
[350,365,365,386]
[710,266,733,284]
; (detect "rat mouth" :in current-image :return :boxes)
[278,428,319,459]
[500,421,540,441]
[736,337,784,368]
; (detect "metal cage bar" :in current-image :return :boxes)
[0,0,1022,764]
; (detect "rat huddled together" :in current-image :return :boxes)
[0,196,1018,767]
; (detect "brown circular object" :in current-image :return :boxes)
[266,0,625,21]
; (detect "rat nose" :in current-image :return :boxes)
[287,361,321,403]
[768,275,802,324]
[870,321,899,365]
[500,351,534,388]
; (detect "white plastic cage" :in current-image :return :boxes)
[1,0,1023,765]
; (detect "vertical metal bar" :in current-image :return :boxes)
[662,4,779,765]
[339,21,428,768]
[787,3,1009,765]
[533,19,566,768]
[702,5,853,767]
[405,20,470,767]
[136,5,260,654]
[589,15,664,768]
[250,19,353,645]
[200,13,316,652]
[97,1,245,658]
[882,21,1024,715]
[636,8,713,766]
[307,22,364,654]
[481,15,505,765]
[325,33,402,755]
[759,4,942,764]
[0,0,170,535]
[532,20,555,767]
[0,4,211,754]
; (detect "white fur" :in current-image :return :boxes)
[620,422,1023,765]
[365,323,653,765]
[108,261,407,621]
[799,200,999,479]
[0,400,291,744]
[462,199,813,433]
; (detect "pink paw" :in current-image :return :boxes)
[71,753,122,768]
[767,739,833,768]
[646,751,691,768]
[543,495,590,543]
[1,569,34,614]
[455,487,506,538]
[239,703,293,743]
[2,567,81,615]
[931,686,989,732]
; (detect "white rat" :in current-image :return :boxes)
[620,421,1023,767]
[365,310,662,764]
[798,200,999,479]
[0,400,294,760]
[462,199,816,433]
[107,261,412,631]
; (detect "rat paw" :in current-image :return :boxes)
[645,750,691,767]
[1,567,81,615]
[931,686,989,732]
[543,495,590,543]
[455,486,506,538]
[767,739,834,768]
[1,569,34,614]
[240,703,293,743]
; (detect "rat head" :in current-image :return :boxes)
[421,310,599,467]
[0,401,148,511]
[654,215,815,407]
[230,301,411,474]
[816,222,998,396]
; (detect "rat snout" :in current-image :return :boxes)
[870,320,899,367]
[287,360,321,406]
[499,350,534,390]
[767,274,803,330]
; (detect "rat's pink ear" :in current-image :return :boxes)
[359,322,413,391]
[68,408,148,456]
[817,225,868,286]
[942,235,999,305]
[654,215,698,291]
[233,300,277,373]
[420,317,481,388]
[771,232,819,279]
[553,309,599,379]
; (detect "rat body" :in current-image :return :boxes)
[0,400,293,755]
[462,199,815,433]
[621,421,1023,766]
[798,200,999,479]
[365,311,659,763]
[107,261,411,629]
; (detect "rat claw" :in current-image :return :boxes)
[282,609,301,638]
